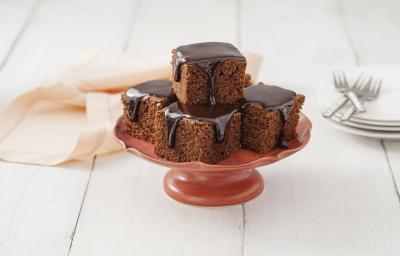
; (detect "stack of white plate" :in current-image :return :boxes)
[317,66,400,140]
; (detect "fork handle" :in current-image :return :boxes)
[340,100,366,121]
[322,95,348,117]
[346,91,366,113]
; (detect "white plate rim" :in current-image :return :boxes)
[329,114,400,131]
[325,118,400,140]
[351,116,400,124]
[346,117,400,127]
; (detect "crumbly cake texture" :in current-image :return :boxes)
[172,57,247,105]
[119,42,306,164]
[154,112,242,164]
[122,92,172,144]
[241,94,305,154]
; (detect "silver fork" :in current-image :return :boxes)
[323,71,364,117]
[340,78,382,121]
[338,70,366,113]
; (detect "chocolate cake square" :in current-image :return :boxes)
[154,103,242,164]
[172,42,247,105]
[122,80,176,143]
[120,42,306,164]
[241,84,305,154]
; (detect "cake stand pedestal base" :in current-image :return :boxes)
[163,169,264,207]
[114,114,312,207]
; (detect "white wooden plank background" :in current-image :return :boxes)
[0,0,399,255]
[70,2,244,256]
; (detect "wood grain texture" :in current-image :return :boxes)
[0,0,137,255]
[383,141,400,205]
[0,0,400,255]
[69,1,244,255]
[243,93,400,256]
[340,0,400,65]
[0,161,92,256]
[0,0,136,108]
[0,0,39,72]
[241,0,400,255]
[340,0,400,204]
[126,0,239,58]
[341,0,400,221]
[69,152,243,256]
[240,0,355,84]
[0,2,93,256]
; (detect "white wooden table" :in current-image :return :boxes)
[1,0,400,255]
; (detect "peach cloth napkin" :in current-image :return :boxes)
[0,52,262,166]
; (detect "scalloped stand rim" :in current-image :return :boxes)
[114,114,312,207]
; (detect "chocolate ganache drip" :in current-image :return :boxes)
[242,84,296,148]
[165,102,239,147]
[163,83,296,149]
[124,79,176,122]
[173,42,245,105]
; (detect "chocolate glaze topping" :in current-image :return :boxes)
[165,102,239,147]
[164,83,296,149]
[242,84,296,148]
[173,42,245,105]
[124,79,176,122]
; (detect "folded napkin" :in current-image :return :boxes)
[0,52,262,166]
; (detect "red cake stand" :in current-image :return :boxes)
[114,114,312,207]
